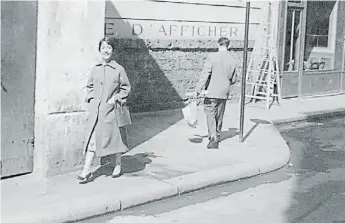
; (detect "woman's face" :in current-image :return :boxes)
[99,41,113,61]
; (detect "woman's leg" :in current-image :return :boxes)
[80,151,95,177]
[112,152,122,176]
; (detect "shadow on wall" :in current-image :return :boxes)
[105,1,248,112]
[99,2,245,161]
[99,3,186,160]
[106,2,185,113]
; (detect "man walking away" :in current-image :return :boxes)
[195,37,237,149]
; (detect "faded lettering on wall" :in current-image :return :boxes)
[105,18,257,40]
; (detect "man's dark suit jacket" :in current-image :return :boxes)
[195,50,237,99]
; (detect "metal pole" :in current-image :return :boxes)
[341,35,345,92]
[239,1,251,142]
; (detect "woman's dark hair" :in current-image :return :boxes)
[98,37,117,52]
[218,37,230,47]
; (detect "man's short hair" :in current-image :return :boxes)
[218,37,230,47]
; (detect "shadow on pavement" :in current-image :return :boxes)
[97,109,184,178]
[126,109,184,149]
[121,152,158,174]
[188,128,239,143]
[243,118,271,142]
[92,152,158,180]
[95,2,188,173]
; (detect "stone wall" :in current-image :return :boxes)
[112,39,254,112]
[104,0,262,112]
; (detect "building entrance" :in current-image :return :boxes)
[279,0,345,98]
[1,1,37,178]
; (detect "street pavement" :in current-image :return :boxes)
[84,115,345,223]
[2,94,345,223]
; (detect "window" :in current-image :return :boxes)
[303,1,338,70]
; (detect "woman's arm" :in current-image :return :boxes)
[117,67,131,100]
[108,67,131,105]
[85,68,95,103]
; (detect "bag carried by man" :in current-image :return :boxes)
[182,90,208,128]
[182,97,199,128]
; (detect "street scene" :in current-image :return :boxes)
[80,111,345,223]
[1,0,345,223]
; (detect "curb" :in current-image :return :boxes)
[4,114,297,223]
[272,108,345,125]
[4,144,290,223]
[165,149,291,195]
[81,107,341,221]
[67,148,289,223]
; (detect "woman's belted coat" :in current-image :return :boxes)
[83,60,131,157]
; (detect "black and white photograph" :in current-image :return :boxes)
[1,0,345,222]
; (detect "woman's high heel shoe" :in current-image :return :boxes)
[77,172,93,184]
[112,165,122,178]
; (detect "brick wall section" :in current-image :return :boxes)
[112,39,254,112]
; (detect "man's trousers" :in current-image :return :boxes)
[203,98,227,140]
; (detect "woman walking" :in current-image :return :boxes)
[78,37,131,183]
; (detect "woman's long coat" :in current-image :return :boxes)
[83,60,131,157]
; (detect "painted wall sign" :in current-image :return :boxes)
[105,18,258,40]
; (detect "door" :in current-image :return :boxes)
[1,2,37,178]
[280,0,345,98]
[300,0,344,96]
[280,4,305,98]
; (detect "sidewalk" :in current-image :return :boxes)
[2,94,345,223]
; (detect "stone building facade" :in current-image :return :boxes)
[1,1,106,178]
[1,0,264,178]
[104,0,265,112]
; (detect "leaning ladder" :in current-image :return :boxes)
[245,1,281,110]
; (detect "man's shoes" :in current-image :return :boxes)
[208,135,221,141]
[207,137,219,149]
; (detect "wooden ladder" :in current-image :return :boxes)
[245,1,281,110]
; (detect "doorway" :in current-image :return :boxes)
[1,1,37,178]
[281,4,305,97]
[279,0,345,98]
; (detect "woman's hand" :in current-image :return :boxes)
[107,94,122,105]
[86,97,94,103]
